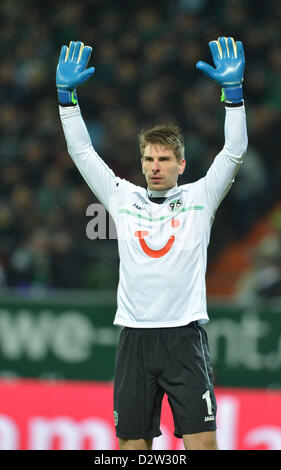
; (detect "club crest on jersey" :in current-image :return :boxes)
[169,198,183,212]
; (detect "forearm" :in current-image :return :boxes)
[201,103,248,215]
[223,103,248,160]
[59,104,117,212]
[59,104,92,154]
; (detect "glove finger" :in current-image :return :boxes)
[236,41,245,62]
[227,37,236,59]
[66,41,76,62]
[196,60,216,79]
[218,37,229,58]
[209,41,222,67]
[59,45,68,64]
[78,67,96,85]
[73,41,84,63]
[79,46,93,68]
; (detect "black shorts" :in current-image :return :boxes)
[113,321,217,439]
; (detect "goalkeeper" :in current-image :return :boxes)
[56,37,247,450]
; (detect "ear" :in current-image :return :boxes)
[178,158,186,175]
[141,158,144,174]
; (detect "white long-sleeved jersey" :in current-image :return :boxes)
[59,104,247,328]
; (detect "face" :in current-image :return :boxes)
[141,144,186,191]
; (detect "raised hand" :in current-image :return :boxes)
[196,37,245,104]
[56,41,95,106]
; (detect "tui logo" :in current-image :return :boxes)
[135,218,181,258]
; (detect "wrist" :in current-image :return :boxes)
[57,89,78,106]
[221,85,243,105]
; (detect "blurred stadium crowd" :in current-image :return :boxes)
[0,0,280,292]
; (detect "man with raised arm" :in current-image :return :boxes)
[56,37,247,450]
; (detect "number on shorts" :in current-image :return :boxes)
[202,390,212,415]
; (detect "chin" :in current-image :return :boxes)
[150,183,170,191]
[149,180,164,188]
[149,184,165,191]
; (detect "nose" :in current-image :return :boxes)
[152,160,160,172]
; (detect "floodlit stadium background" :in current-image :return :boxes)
[0,0,280,450]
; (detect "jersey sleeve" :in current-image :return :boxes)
[199,104,248,217]
[59,104,123,217]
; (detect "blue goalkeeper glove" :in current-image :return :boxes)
[56,41,95,106]
[196,37,245,104]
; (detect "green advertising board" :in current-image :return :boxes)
[0,290,120,381]
[0,290,280,388]
[205,301,281,389]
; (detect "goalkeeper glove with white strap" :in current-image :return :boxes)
[56,41,95,106]
[196,37,245,105]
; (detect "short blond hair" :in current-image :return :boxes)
[138,124,185,161]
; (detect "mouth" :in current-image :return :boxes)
[150,177,163,183]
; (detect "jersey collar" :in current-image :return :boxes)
[147,185,180,199]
